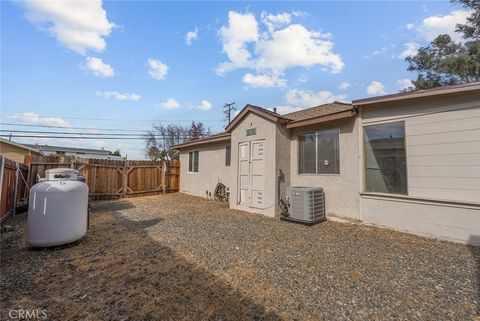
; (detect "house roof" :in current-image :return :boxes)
[225,104,288,132]
[171,132,231,149]
[353,82,480,106]
[282,101,353,121]
[25,144,112,155]
[0,138,43,154]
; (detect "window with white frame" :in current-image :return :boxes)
[188,150,199,172]
[298,129,340,174]
[364,121,407,194]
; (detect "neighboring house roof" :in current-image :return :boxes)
[25,144,112,155]
[353,82,480,106]
[172,133,231,149]
[0,138,43,155]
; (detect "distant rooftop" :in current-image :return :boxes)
[25,144,112,155]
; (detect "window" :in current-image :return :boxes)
[246,128,256,136]
[188,150,199,172]
[364,121,407,194]
[225,145,231,166]
[299,129,340,174]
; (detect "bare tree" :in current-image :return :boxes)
[144,122,210,160]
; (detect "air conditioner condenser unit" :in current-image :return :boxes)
[282,187,326,224]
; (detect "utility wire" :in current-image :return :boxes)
[1,114,224,122]
[0,135,188,140]
[0,129,197,137]
[0,122,150,132]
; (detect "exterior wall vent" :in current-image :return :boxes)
[285,187,326,224]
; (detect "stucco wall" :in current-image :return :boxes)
[179,141,231,199]
[275,122,291,216]
[230,112,279,217]
[359,92,480,244]
[0,142,38,164]
[289,117,360,220]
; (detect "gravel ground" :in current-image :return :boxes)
[1,193,479,321]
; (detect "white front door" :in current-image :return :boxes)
[238,140,265,207]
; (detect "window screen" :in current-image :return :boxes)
[299,133,316,173]
[225,145,231,166]
[299,129,340,174]
[188,150,199,172]
[364,122,407,194]
[317,129,340,174]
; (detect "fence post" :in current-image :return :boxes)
[162,161,167,194]
[0,156,4,216]
[122,160,129,198]
[12,163,19,215]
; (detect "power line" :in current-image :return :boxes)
[1,114,224,123]
[0,135,190,140]
[0,129,188,137]
[0,122,150,132]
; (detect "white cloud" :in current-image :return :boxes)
[398,42,420,59]
[367,81,386,95]
[196,100,212,111]
[254,24,344,73]
[285,89,347,107]
[96,91,140,101]
[242,73,286,88]
[185,27,198,46]
[21,0,115,55]
[161,98,181,109]
[216,11,344,83]
[339,82,351,90]
[147,58,168,80]
[406,23,415,30]
[397,79,414,91]
[418,10,473,42]
[261,11,291,32]
[84,57,115,78]
[8,112,70,127]
[217,11,259,74]
[268,88,347,115]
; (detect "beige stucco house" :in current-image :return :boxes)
[173,82,480,244]
[0,138,43,164]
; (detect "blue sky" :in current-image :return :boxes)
[0,0,471,159]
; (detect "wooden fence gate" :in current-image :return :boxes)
[0,157,29,223]
[25,156,180,200]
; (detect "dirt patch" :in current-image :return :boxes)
[1,193,479,320]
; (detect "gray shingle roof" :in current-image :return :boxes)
[282,101,353,121]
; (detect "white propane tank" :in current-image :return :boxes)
[27,168,89,247]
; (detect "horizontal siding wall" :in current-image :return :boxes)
[406,105,480,203]
[363,93,480,203]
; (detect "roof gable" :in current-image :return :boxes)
[225,104,287,132]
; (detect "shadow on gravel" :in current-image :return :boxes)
[0,208,282,321]
[468,235,480,315]
[92,199,136,212]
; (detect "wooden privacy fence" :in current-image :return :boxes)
[25,156,180,200]
[0,157,29,223]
